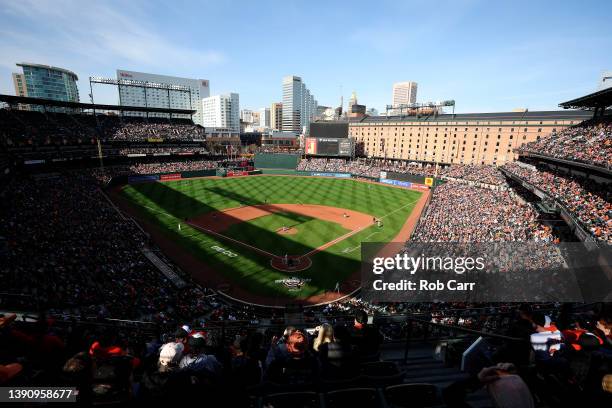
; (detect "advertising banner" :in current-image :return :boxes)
[305,138,318,155]
[312,172,351,178]
[379,178,412,188]
[128,175,159,184]
[411,183,430,190]
[226,171,249,177]
[160,173,182,181]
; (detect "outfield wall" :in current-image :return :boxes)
[259,169,300,175]
[110,167,437,192]
[112,169,218,186]
[254,153,300,169]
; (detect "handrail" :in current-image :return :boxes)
[516,150,612,176]
[402,316,527,363]
[405,316,526,342]
[1,303,560,330]
[500,168,600,248]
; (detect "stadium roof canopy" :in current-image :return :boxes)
[559,86,612,110]
[0,94,196,115]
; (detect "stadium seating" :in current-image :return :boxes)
[384,383,438,408]
[1,112,611,406]
[0,108,205,146]
[517,117,611,170]
[502,161,610,243]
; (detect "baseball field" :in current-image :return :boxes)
[113,175,424,306]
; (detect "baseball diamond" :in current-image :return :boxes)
[112,175,426,306]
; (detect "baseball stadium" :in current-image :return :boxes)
[1,4,611,406]
[1,85,610,405]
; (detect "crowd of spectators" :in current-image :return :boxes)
[129,159,219,174]
[104,118,205,141]
[117,146,208,155]
[440,164,506,186]
[517,118,612,170]
[503,162,611,243]
[1,161,610,404]
[0,108,206,146]
[0,109,97,147]
[411,181,556,242]
[1,304,610,405]
[297,158,506,187]
[0,173,216,323]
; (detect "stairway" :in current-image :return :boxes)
[381,342,493,407]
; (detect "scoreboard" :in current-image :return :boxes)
[304,137,354,157]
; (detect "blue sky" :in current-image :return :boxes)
[1,0,610,113]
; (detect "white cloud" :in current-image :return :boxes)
[0,0,226,73]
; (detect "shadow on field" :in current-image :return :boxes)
[204,185,317,225]
[126,180,357,303]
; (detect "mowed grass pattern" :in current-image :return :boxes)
[119,176,421,301]
[222,212,350,256]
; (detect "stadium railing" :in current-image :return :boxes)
[516,150,612,176]
[500,167,602,249]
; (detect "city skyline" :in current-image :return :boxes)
[0,0,611,113]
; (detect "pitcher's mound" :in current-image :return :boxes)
[276,226,298,235]
[270,255,312,272]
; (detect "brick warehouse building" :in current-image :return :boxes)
[348,110,592,165]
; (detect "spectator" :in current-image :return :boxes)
[318,325,355,378]
[350,309,383,358]
[139,342,185,403]
[503,162,610,243]
[178,333,222,377]
[312,323,334,352]
[264,330,318,385]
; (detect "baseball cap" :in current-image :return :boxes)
[188,332,206,348]
[159,342,184,367]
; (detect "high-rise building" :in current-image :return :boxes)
[259,107,271,128]
[282,76,317,133]
[392,81,418,106]
[240,109,254,124]
[202,93,240,133]
[347,91,366,119]
[116,70,210,125]
[15,63,79,102]
[251,111,260,127]
[271,102,283,130]
[12,73,27,97]
[348,91,358,107]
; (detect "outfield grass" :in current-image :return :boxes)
[222,212,350,256]
[118,176,421,302]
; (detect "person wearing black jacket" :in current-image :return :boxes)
[350,309,383,359]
